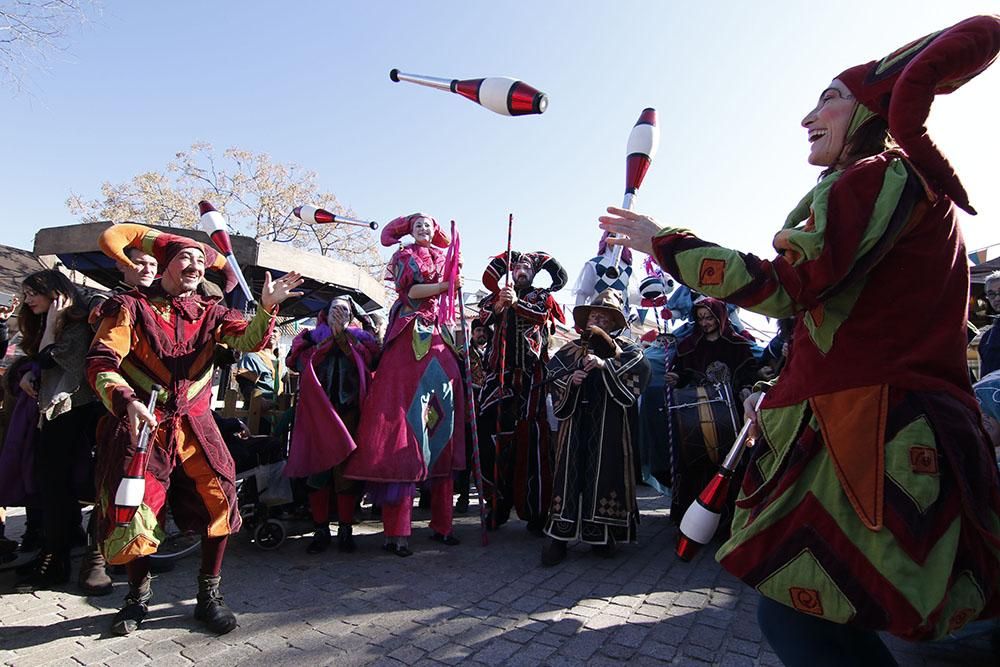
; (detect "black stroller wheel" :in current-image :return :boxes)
[253,519,286,550]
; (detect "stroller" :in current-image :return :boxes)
[216,411,311,550]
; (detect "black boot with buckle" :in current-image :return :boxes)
[194,574,237,635]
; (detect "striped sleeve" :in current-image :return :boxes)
[86,305,137,418]
[216,305,277,352]
[651,157,916,318]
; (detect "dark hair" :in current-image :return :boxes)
[18,270,87,355]
[823,115,896,178]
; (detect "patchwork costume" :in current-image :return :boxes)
[650,16,1000,640]
[87,223,276,635]
[286,300,380,553]
[344,214,467,550]
[477,251,566,530]
[544,291,650,548]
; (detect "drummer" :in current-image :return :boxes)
[666,297,757,402]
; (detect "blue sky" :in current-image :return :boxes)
[1,1,997,315]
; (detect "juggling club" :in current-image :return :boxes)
[293,205,378,230]
[112,386,161,526]
[676,393,766,561]
[198,201,254,303]
[390,69,548,116]
[607,108,660,278]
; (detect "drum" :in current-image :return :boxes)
[669,383,739,525]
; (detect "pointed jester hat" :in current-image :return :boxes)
[836,14,1000,214]
[98,222,238,293]
[379,213,450,248]
[482,250,568,293]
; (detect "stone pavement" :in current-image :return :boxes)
[1,490,997,666]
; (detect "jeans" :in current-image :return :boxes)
[757,596,898,667]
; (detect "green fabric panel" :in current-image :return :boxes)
[802,278,867,354]
[673,246,752,298]
[775,172,841,266]
[219,307,275,352]
[412,319,434,361]
[935,570,987,634]
[719,435,962,620]
[757,548,857,624]
[101,502,165,562]
[885,416,940,514]
[781,188,815,231]
[119,360,169,403]
[855,160,910,258]
[752,401,809,485]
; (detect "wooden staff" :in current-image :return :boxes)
[491,213,513,529]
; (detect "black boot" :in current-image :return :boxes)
[13,550,71,592]
[337,524,356,553]
[194,574,237,635]
[307,524,331,554]
[540,538,568,567]
[454,494,469,514]
[112,577,151,636]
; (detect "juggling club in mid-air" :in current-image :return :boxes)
[198,201,254,303]
[112,386,161,526]
[607,108,660,278]
[675,393,766,562]
[293,205,379,230]
[389,68,548,116]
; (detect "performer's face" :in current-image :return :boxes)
[163,248,205,295]
[695,306,719,335]
[472,326,488,346]
[512,261,535,287]
[327,301,351,327]
[802,79,855,168]
[120,248,158,288]
[411,217,434,245]
[587,310,615,332]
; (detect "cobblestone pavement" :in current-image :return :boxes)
[1,490,997,666]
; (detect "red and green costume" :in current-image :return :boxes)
[651,15,1000,639]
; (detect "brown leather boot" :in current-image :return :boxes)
[78,547,113,596]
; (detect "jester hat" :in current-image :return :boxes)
[379,213,450,248]
[482,250,568,293]
[98,222,238,293]
[836,14,1000,214]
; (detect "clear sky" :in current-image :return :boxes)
[1,1,997,317]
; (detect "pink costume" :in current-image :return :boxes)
[344,214,466,544]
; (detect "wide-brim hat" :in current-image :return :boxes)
[572,289,627,333]
[836,14,1000,214]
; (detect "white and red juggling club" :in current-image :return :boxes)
[112,387,161,527]
[293,205,379,230]
[198,201,254,303]
[607,108,660,277]
[675,393,766,562]
[389,68,548,116]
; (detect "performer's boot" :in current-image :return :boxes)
[78,546,113,596]
[540,538,568,567]
[307,523,331,554]
[337,523,356,553]
[194,574,238,635]
[455,493,470,514]
[112,575,152,636]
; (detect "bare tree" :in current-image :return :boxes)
[66,142,384,274]
[0,0,95,91]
